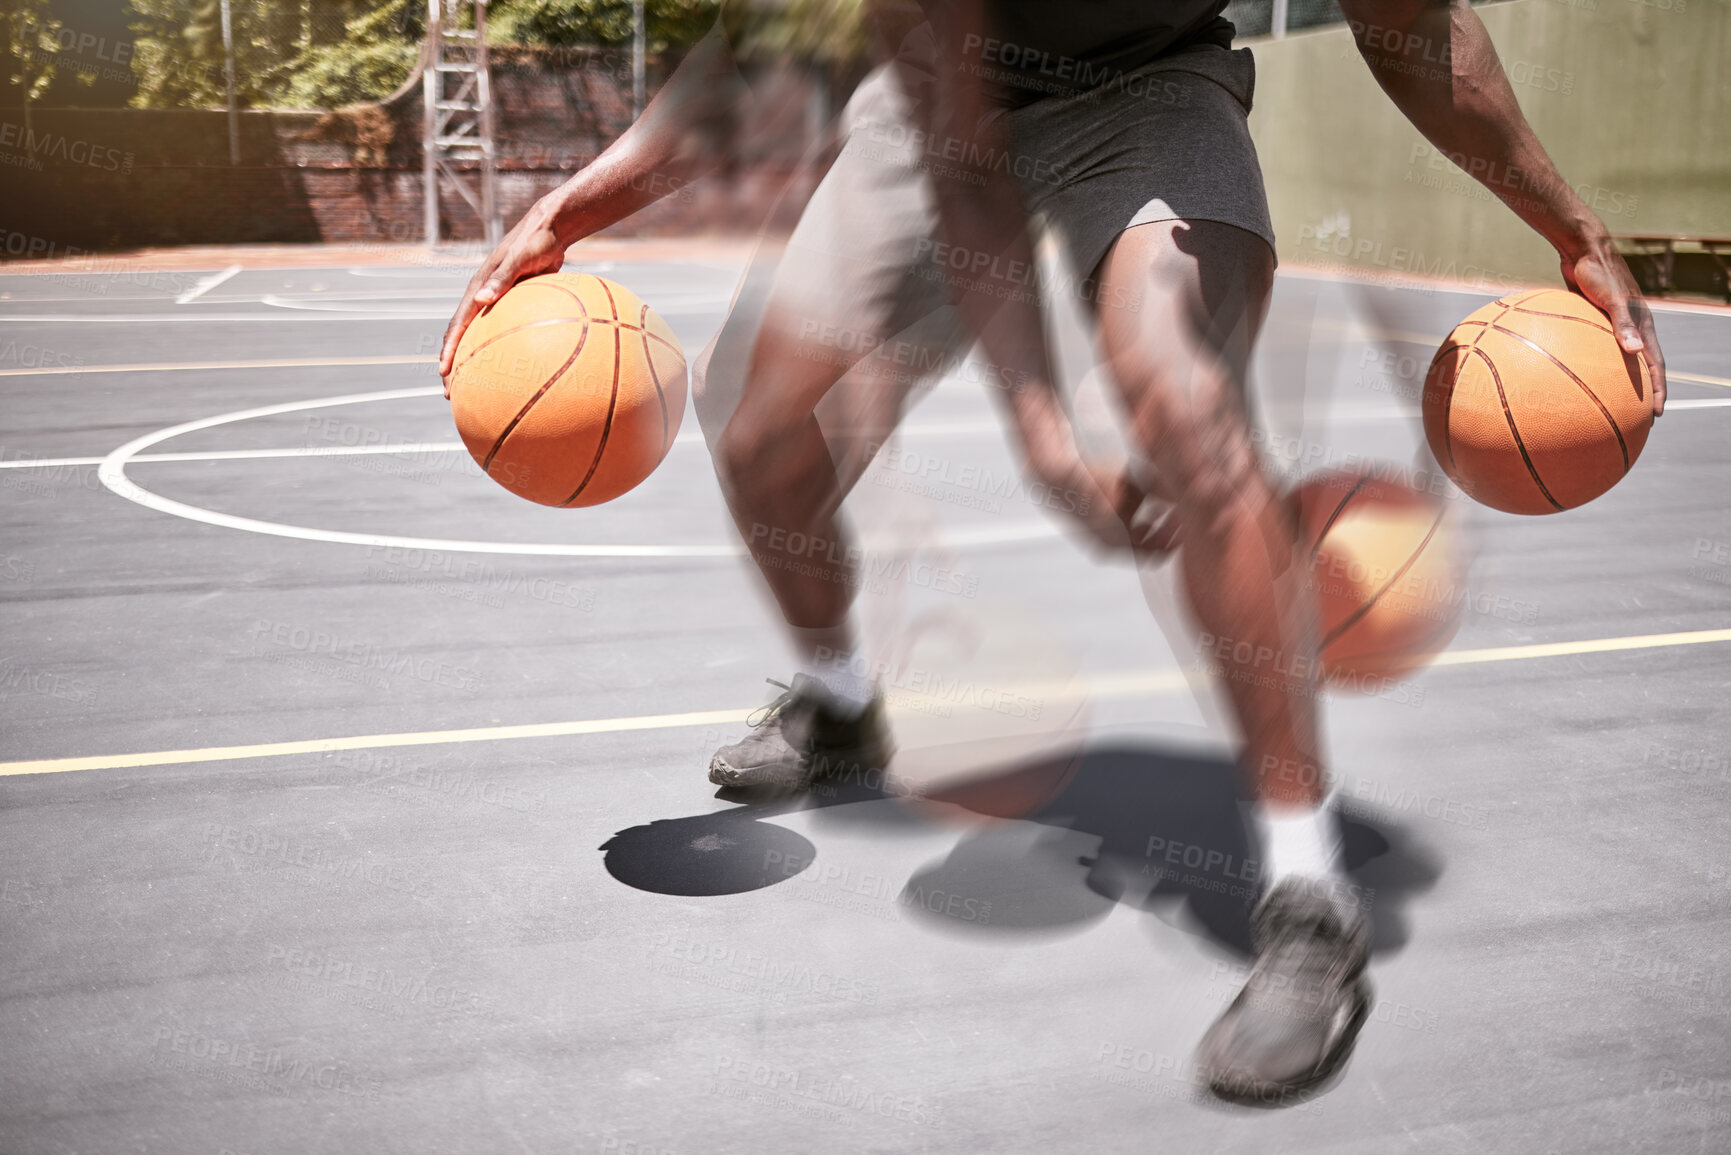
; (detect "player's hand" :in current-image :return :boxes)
[1007,384,1180,556]
[1044,455,1182,558]
[439,204,570,397]
[1097,461,1184,556]
[1561,233,1667,416]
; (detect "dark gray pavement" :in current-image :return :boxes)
[1,251,1729,1154]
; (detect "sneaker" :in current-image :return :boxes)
[1195,877,1372,1106]
[708,674,893,795]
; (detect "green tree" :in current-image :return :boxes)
[487,0,870,65]
[489,0,718,55]
[127,0,419,108]
[3,0,65,116]
[272,1,419,107]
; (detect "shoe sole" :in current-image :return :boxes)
[1203,975,1373,1108]
[706,740,893,795]
[706,756,813,795]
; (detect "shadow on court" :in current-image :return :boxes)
[600,742,1444,960]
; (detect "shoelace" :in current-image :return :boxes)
[745,679,794,729]
[1258,914,1360,994]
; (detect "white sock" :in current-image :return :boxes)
[801,645,873,718]
[1254,796,1343,889]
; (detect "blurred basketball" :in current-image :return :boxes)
[881,600,1090,820]
[1292,468,1464,685]
[449,272,687,506]
[1422,288,1651,515]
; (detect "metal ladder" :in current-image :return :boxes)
[422,0,501,246]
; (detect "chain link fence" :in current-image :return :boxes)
[7,0,1507,114]
[115,0,729,110]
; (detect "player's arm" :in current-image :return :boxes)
[439,21,750,380]
[1338,0,1666,413]
[886,0,1176,553]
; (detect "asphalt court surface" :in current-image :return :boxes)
[1,248,1729,1153]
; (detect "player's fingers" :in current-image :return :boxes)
[1606,295,1643,357]
[473,275,506,306]
[1136,503,1183,555]
[1110,472,1146,525]
[439,268,491,379]
[1151,512,1183,554]
[438,298,477,382]
[1632,300,1667,416]
[439,260,511,380]
[1603,289,1668,417]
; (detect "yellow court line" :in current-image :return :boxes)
[0,709,753,778]
[1671,371,1731,390]
[1430,627,1731,665]
[3,625,1728,778]
[0,355,434,378]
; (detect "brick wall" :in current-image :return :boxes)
[0,46,832,254]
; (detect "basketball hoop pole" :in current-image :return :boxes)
[632,0,646,119]
[220,0,239,164]
[424,0,502,247]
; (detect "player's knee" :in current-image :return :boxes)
[714,418,761,489]
[715,414,803,495]
[1124,393,1260,530]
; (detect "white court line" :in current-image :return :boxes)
[259,286,726,305]
[10,403,1724,474]
[3,419,1010,473]
[94,388,1056,558]
[258,292,728,316]
[344,267,479,278]
[0,354,434,379]
[173,265,242,304]
[339,263,627,279]
[254,288,466,302]
[1,443,463,471]
[0,312,442,323]
[2,292,732,322]
[5,625,1729,777]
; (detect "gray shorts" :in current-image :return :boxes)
[693,39,1275,467]
[779,38,1272,324]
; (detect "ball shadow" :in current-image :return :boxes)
[599,804,817,896]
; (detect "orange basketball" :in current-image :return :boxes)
[448,272,687,506]
[1292,468,1464,685]
[1422,288,1652,515]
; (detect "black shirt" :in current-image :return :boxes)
[967,1,1236,106]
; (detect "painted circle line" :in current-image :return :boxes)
[96,387,1059,559]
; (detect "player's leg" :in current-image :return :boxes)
[1092,218,1368,1103]
[713,302,876,657]
[1096,221,1320,806]
[700,301,963,794]
[693,60,964,794]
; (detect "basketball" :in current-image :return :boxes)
[448,272,687,506]
[1422,288,1652,515]
[1292,468,1464,686]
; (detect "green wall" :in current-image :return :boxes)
[1248,0,1731,286]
